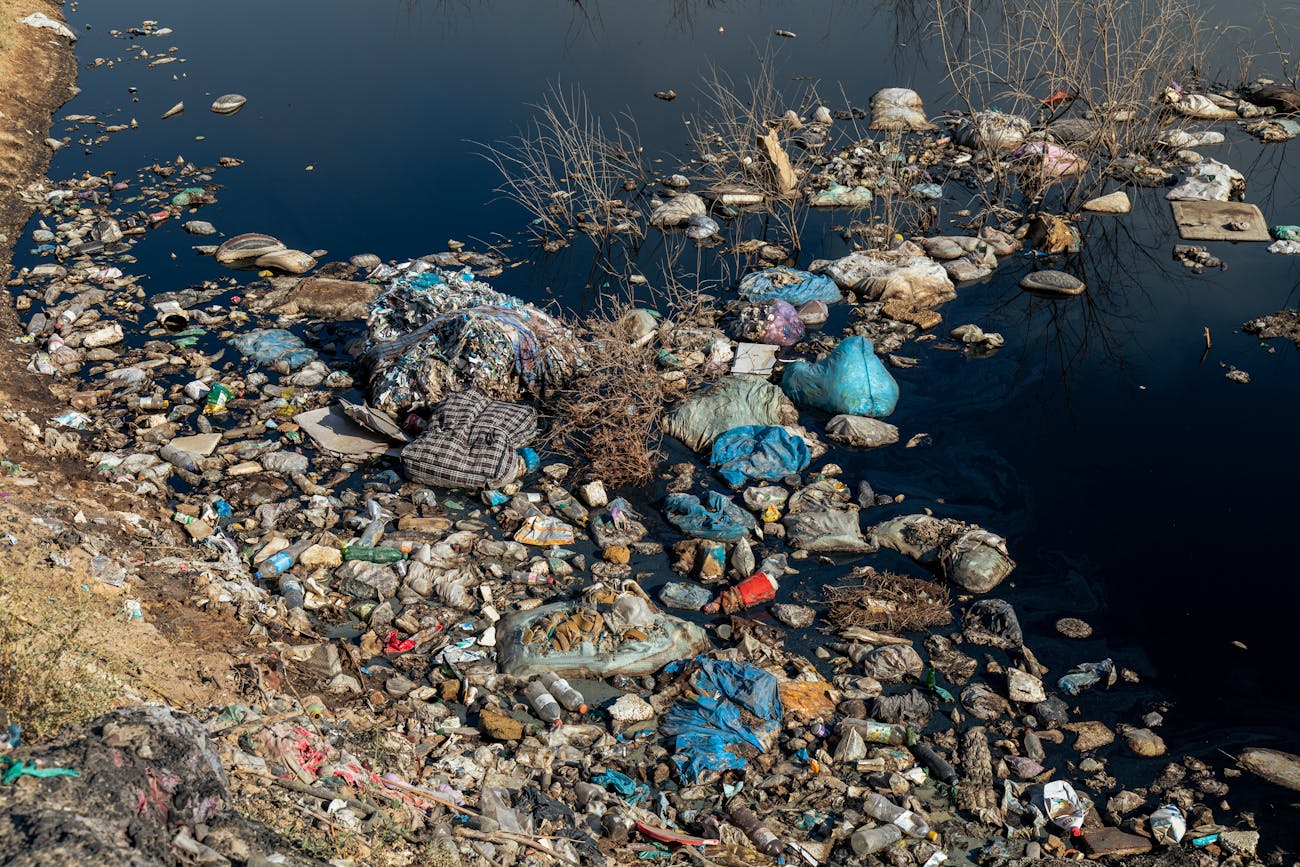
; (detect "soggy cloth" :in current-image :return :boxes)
[660,657,782,781]
[663,375,798,452]
[781,336,900,417]
[738,267,842,306]
[229,329,318,370]
[710,425,810,487]
[362,266,582,416]
[664,491,756,541]
[400,389,537,489]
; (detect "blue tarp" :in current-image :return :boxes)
[710,425,810,487]
[663,491,755,541]
[660,658,783,782]
[229,329,318,371]
[781,335,899,417]
[739,267,842,306]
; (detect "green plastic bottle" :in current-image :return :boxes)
[341,544,406,563]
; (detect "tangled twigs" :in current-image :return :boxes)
[824,567,952,632]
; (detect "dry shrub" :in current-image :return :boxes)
[933,0,1208,205]
[824,567,953,632]
[0,551,124,740]
[477,81,648,246]
[540,302,669,489]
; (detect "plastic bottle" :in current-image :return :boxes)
[842,718,918,747]
[56,303,83,331]
[727,804,784,859]
[911,742,959,787]
[540,672,588,714]
[523,680,562,726]
[1042,780,1085,837]
[278,575,305,609]
[851,823,902,855]
[158,443,201,472]
[862,792,937,840]
[703,571,779,614]
[358,518,386,548]
[341,545,405,563]
[129,395,169,411]
[256,539,314,580]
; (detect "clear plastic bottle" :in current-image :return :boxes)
[523,680,562,725]
[255,539,314,580]
[851,823,902,855]
[862,792,937,840]
[540,672,588,713]
[158,442,201,472]
[842,718,918,746]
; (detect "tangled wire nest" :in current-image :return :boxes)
[824,567,952,632]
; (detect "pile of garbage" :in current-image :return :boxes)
[7,64,1300,867]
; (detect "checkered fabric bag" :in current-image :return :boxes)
[401,389,538,489]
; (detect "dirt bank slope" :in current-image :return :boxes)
[0,0,78,303]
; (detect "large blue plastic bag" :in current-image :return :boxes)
[660,657,783,781]
[781,336,899,417]
[710,425,810,487]
[739,267,842,306]
[663,491,755,541]
[229,329,318,370]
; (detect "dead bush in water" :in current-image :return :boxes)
[825,567,953,632]
[688,46,819,252]
[477,82,649,248]
[933,0,1208,206]
[539,301,671,489]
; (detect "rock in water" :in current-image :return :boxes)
[161,101,184,119]
[1123,728,1167,757]
[1020,269,1085,297]
[1239,747,1300,791]
[1083,190,1131,214]
[210,94,247,115]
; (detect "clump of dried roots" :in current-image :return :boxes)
[824,567,952,632]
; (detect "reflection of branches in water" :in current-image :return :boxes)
[974,208,1199,415]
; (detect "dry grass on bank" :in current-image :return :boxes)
[0,549,126,741]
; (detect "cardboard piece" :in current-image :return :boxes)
[169,433,222,456]
[295,405,402,458]
[1170,200,1270,241]
[731,343,778,376]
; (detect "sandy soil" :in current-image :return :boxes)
[0,2,253,723]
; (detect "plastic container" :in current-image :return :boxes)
[862,792,937,840]
[523,679,562,725]
[727,804,784,858]
[1149,804,1186,845]
[255,539,314,580]
[704,571,779,614]
[341,545,405,563]
[158,443,201,472]
[1042,780,1085,837]
[842,718,918,747]
[911,742,959,787]
[851,823,902,855]
[540,672,588,714]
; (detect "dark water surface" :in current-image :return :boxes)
[19,0,1300,845]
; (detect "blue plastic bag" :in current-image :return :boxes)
[663,491,755,541]
[739,267,842,306]
[660,657,783,781]
[781,335,899,417]
[229,329,318,371]
[710,425,810,487]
